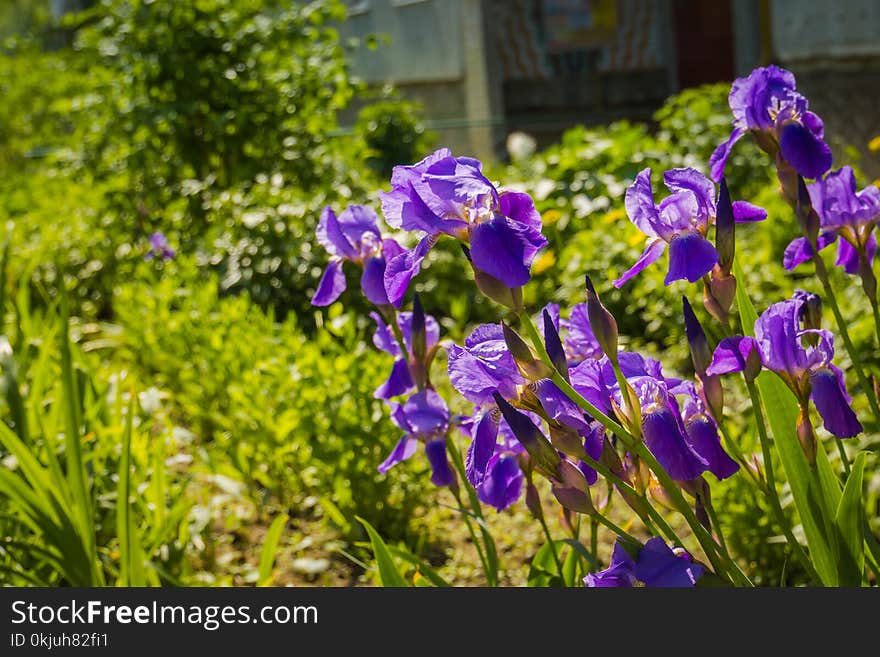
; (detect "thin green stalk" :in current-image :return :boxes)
[746,380,821,584]
[445,435,498,586]
[834,436,851,477]
[518,312,748,585]
[593,512,640,548]
[590,517,599,560]
[811,252,880,423]
[702,497,730,558]
[537,512,563,580]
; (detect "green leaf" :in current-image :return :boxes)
[834,452,866,586]
[258,513,289,586]
[384,545,450,587]
[356,516,409,588]
[733,260,837,585]
[527,541,563,587]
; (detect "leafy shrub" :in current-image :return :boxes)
[355,93,436,180]
[112,262,430,541]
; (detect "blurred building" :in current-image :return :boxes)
[341,0,880,171]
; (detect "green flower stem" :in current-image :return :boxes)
[745,380,821,584]
[445,435,498,586]
[537,512,564,581]
[810,251,880,424]
[518,312,749,586]
[702,496,730,557]
[593,512,640,548]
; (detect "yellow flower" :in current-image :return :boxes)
[542,209,562,225]
[532,250,556,274]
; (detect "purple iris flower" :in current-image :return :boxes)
[380,149,548,305]
[585,537,704,588]
[707,294,862,438]
[447,323,524,405]
[783,167,880,275]
[462,408,527,511]
[311,205,405,307]
[710,65,832,181]
[615,168,766,287]
[370,310,439,400]
[378,389,454,486]
[146,232,175,261]
[560,303,603,361]
[678,382,739,480]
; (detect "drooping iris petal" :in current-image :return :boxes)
[384,235,437,306]
[624,168,663,237]
[834,237,863,275]
[378,436,418,474]
[584,541,636,588]
[779,121,833,180]
[731,200,768,223]
[578,423,604,485]
[311,260,347,306]
[634,537,704,587]
[466,411,499,487]
[373,358,414,399]
[809,368,863,438]
[401,389,449,435]
[477,454,523,511]
[469,214,547,288]
[642,405,708,481]
[665,233,719,284]
[532,379,590,432]
[425,438,455,487]
[360,256,390,305]
[782,232,836,271]
[684,414,739,480]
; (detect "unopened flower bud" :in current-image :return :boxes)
[494,392,560,479]
[501,321,553,381]
[551,459,594,515]
[715,178,735,275]
[525,480,544,521]
[463,245,524,312]
[703,269,737,324]
[683,296,712,375]
[542,309,569,381]
[411,294,427,362]
[584,275,619,365]
[794,289,822,331]
[796,406,817,466]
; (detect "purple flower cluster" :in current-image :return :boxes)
[585,538,704,588]
[146,231,175,261]
[710,65,831,181]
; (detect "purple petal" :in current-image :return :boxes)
[809,368,862,438]
[316,207,357,258]
[384,235,436,307]
[532,379,590,432]
[642,405,708,481]
[684,414,739,480]
[469,215,547,288]
[378,436,418,474]
[709,128,745,182]
[613,238,666,288]
[360,256,390,305]
[779,122,832,180]
[370,311,401,357]
[625,169,663,237]
[466,411,499,487]
[783,231,836,271]
[732,200,768,223]
[584,541,636,588]
[373,358,414,400]
[401,389,449,435]
[336,205,381,248]
[665,233,719,284]
[663,168,716,219]
[706,336,761,376]
[447,345,515,405]
[635,537,704,587]
[834,237,861,275]
[311,260,347,306]
[477,454,523,511]
[562,303,602,360]
[425,438,455,487]
[498,191,543,232]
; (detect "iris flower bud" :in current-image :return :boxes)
[584,275,619,366]
[715,178,735,275]
[551,459,595,515]
[501,321,553,381]
[796,175,821,245]
[542,308,569,382]
[494,392,560,479]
